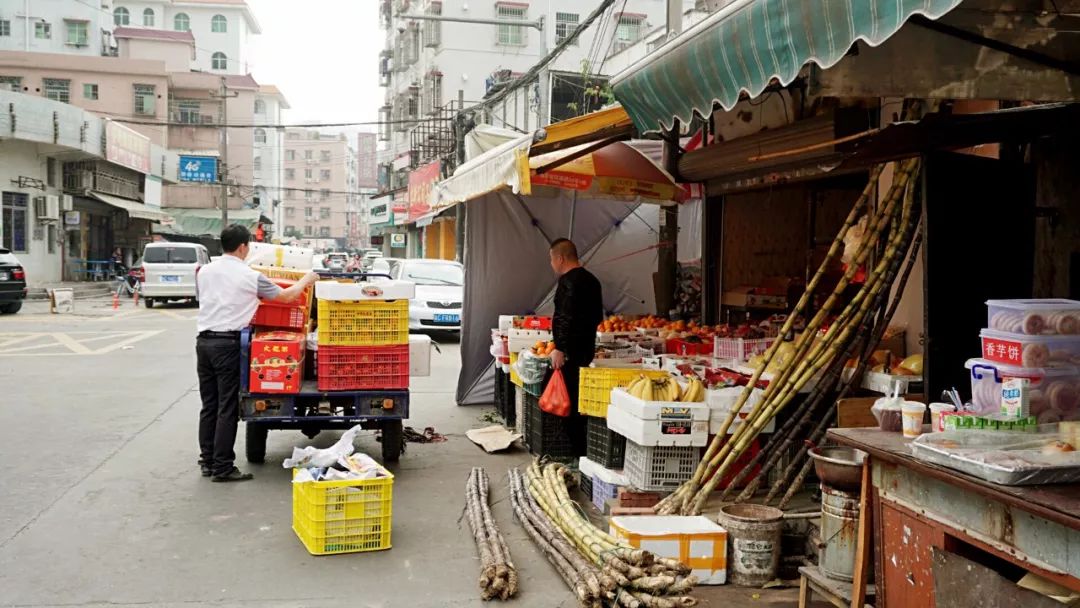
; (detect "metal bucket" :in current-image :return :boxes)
[717,503,784,586]
[819,484,860,582]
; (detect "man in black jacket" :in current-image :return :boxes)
[549,238,603,456]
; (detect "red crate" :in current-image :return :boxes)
[251,278,311,330]
[317,344,410,391]
[703,436,761,489]
[666,338,714,356]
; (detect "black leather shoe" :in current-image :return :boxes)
[211,468,254,482]
[201,465,212,477]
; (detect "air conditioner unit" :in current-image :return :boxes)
[200,114,215,124]
[60,194,74,211]
[34,195,60,221]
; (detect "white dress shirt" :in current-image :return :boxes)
[196,255,280,333]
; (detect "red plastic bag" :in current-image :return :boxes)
[539,369,571,417]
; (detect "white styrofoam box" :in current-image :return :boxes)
[245,242,313,269]
[314,280,416,301]
[578,456,629,486]
[597,331,636,343]
[498,315,516,331]
[409,334,431,376]
[607,388,710,447]
[507,328,553,353]
[705,387,775,434]
[609,516,728,585]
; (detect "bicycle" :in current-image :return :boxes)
[114,269,142,299]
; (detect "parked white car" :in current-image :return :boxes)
[391,259,464,331]
[139,242,209,308]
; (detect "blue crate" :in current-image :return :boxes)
[591,475,620,512]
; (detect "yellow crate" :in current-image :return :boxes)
[579,367,669,418]
[292,468,394,555]
[252,266,307,281]
[509,352,523,387]
[316,299,409,346]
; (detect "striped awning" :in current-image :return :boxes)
[611,0,963,132]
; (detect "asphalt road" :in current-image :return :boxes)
[0,297,806,608]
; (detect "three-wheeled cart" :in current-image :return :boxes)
[238,271,409,464]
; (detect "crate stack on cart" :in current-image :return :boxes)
[247,274,314,395]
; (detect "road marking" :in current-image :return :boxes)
[51,332,93,354]
[0,330,164,356]
[0,334,41,349]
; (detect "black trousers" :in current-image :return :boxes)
[197,335,242,475]
[562,355,591,458]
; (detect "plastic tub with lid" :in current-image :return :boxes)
[964,358,1080,423]
[979,328,1080,368]
[986,299,1080,335]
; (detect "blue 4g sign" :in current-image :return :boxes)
[179,155,218,183]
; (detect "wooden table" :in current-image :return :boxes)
[828,427,1080,608]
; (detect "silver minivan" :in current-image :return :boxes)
[139,242,209,308]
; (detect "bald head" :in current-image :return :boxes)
[549,238,581,275]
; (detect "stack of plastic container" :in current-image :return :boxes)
[248,275,313,394]
[964,299,1080,426]
[313,280,415,391]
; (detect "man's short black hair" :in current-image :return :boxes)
[220,224,251,253]
[550,238,579,261]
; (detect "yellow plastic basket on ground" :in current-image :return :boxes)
[578,367,669,417]
[316,299,409,346]
[292,468,394,555]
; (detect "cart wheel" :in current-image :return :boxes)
[381,419,403,464]
[144,297,154,309]
[245,424,267,463]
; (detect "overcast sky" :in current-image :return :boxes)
[247,0,382,130]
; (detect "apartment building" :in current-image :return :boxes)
[281,130,351,249]
[253,84,289,234]
[0,0,116,57]
[112,0,261,75]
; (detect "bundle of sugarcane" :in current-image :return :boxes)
[524,461,698,608]
[465,467,518,600]
[657,156,923,516]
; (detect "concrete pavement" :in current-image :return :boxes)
[0,298,806,607]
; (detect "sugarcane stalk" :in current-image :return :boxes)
[656,164,886,515]
[467,468,498,593]
[681,160,922,514]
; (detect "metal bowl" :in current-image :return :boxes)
[809,446,867,491]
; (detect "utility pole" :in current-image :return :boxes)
[211,77,238,227]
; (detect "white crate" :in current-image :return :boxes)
[607,388,710,447]
[713,337,776,362]
[314,280,415,301]
[704,387,775,434]
[623,441,700,492]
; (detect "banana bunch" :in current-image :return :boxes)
[625,375,706,403]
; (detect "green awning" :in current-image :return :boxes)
[611,0,963,132]
[160,208,264,237]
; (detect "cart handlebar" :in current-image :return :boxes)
[314,271,393,281]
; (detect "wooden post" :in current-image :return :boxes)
[658,120,681,318]
[850,458,873,608]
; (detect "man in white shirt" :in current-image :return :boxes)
[196,225,317,482]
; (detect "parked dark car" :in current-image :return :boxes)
[0,248,28,314]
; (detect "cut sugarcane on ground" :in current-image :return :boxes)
[465,467,518,600]
[658,156,924,515]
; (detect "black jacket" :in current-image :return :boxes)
[553,266,603,365]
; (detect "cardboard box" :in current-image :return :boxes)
[610,516,728,585]
[250,330,305,393]
[721,286,788,310]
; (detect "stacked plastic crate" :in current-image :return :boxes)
[313,281,414,391]
[248,274,313,394]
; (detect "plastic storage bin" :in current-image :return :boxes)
[592,475,620,512]
[578,367,670,418]
[624,441,700,492]
[579,473,593,501]
[713,337,775,362]
[316,299,409,346]
[987,299,1080,335]
[979,328,1080,368]
[316,344,409,391]
[586,416,626,468]
[607,387,711,447]
[524,393,574,461]
[965,358,1080,423]
[292,467,394,555]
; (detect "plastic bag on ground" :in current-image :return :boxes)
[282,424,362,468]
[540,369,571,417]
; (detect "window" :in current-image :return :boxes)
[304,168,313,179]
[320,189,330,200]
[211,14,227,33]
[0,20,10,37]
[143,8,155,27]
[304,207,312,218]
[378,105,391,142]
[424,1,442,47]
[285,150,295,161]
[254,156,262,171]
[285,188,294,199]
[285,207,295,217]
[320,150,331,162]
[320,207,330,219]
[424,71,442,114]
[304,150,312,160]
[2,192,28,253]
[133,84,155,115]
[555,12,579,45]
[304,189,313,199]
[65,20,88,46]
[254,128,266,144]
[615,14,645,44]
[303,225,313,236]
[320,170,331,181]
[496,3,526,46]
[83,83,98,100]
[113,7,130,26]
[320,226,330,237]
[43,79,70,104]
[405,22,420,65]
[254,99,265,114]
[176,100,200,124]
[174,13,190,31]
[0,76,21,91]
[35,21,51,39]
[285,168,295,180]
[47,158,57,187]
[211,52,227,71]
[144,247,197,264]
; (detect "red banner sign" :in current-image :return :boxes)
[407,161,440,223]
[105,120,151,174]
